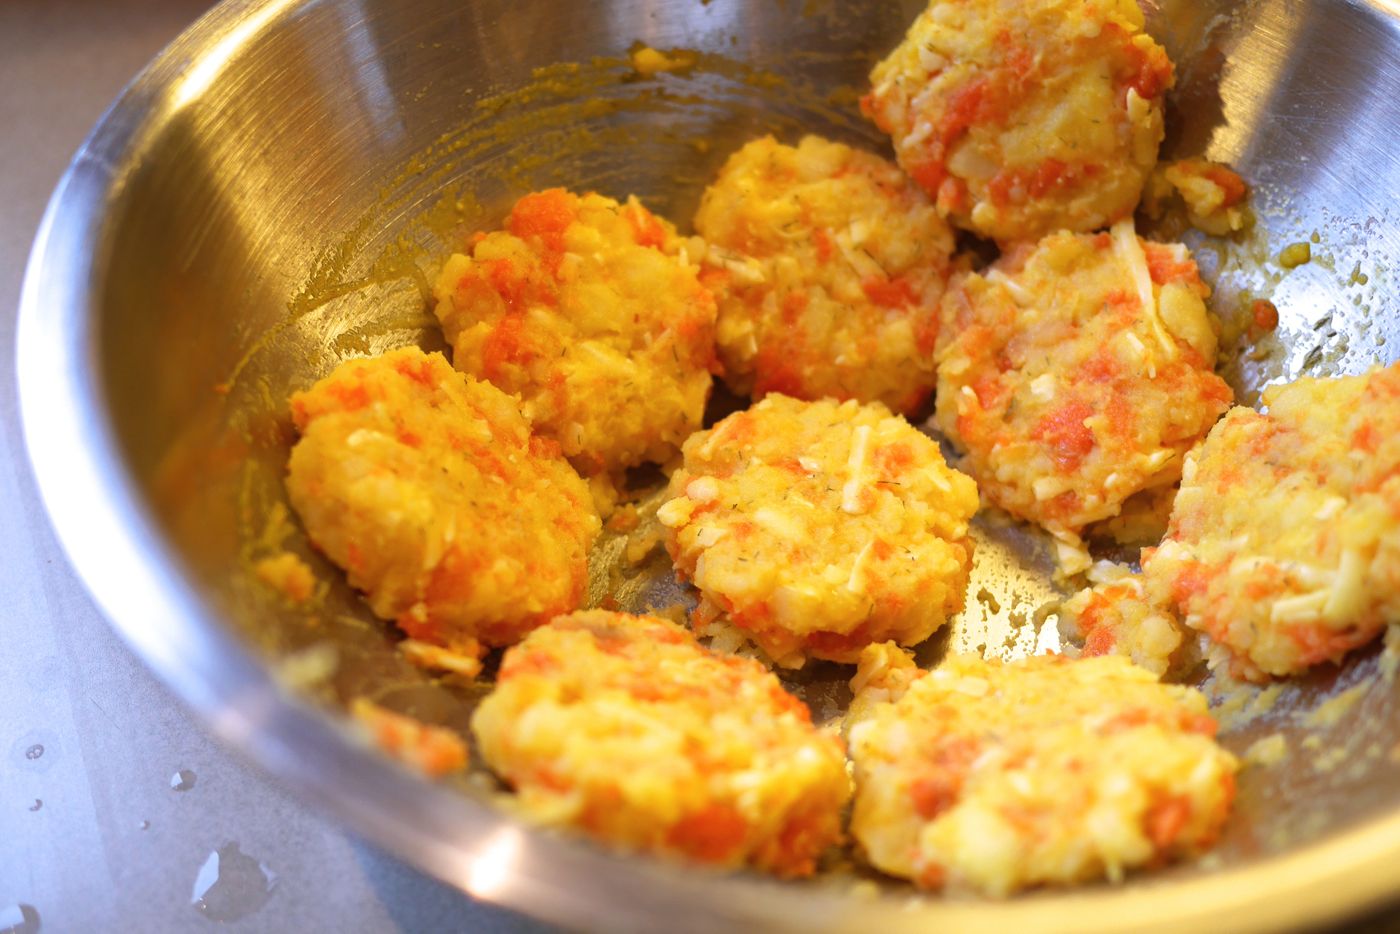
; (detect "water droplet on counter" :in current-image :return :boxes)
[11,732,59,774]
[28,800,41,812]
[191,844,276,922]
[170,769,196,792]
[0,903,41,934]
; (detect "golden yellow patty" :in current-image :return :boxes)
[863,0,1172,240]
[286,347,600,658]
[693,135,956,414]
[935,221,1233,572]
[848,649,1237,895]
[471,611,850,877]
[1145,364,1400,680]
[659,395,979,667]
[432,188,717,478]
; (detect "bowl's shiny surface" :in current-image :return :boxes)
[16,0,1400,929]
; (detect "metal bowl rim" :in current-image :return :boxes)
[15,0,1400,929]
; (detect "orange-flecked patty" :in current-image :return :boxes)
[693,135,956,414]
[848,649,1237,895]
[659,395,979,667]
[432,188,717,478]
[935,221,1233,572]
[1146,364,1400,681]
[286,347,600,659]
[863,0,1172,241]
[470,611,851,877]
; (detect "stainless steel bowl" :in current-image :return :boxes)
[17,0,1400,929]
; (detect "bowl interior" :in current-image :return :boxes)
[54,0,1400,923]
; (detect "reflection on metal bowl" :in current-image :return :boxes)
[16,0,1400,929]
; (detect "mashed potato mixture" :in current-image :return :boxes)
[471,611,850,877]
[848,649,1237,895]
[286,347,599,660]
[935,221,1233,572]
[433,188,717,480]
[350,698,469,778]
[659,395,979,667]
[1061,569,1183,676]
[863,0,1172,241]
[1141,158,1250,236]
[1147,365,1400,680]
[694,135,956,414]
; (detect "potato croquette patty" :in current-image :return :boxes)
[471,611,850,876]
[863,0,1172,241]
[935,221,1232,571]
[694,135,956,414]
[286,347,600,658]
[433,188,717,478]
[659,395,979,667]
[848,651,1237,895]
[1147,364,1400,680]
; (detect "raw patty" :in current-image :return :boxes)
[286,347,600,659]
[694,134,956,414]
[659,395,979,667]
[862,0,1172,241]
[934,220,1233,573]
[1147,364,1400,680]
[432,188,717,480]
[847,648,1237,895]
[470,610,850,877]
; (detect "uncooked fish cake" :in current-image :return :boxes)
[934,220,1233,573]
[848,648,1237,895]
[470,611,850,877]
[694,134,956,414]
[1147,364,1400,680]
[286,347,600,660]
[432,188,717,481]
[863,0,1172,241]
[659,395,979,667]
